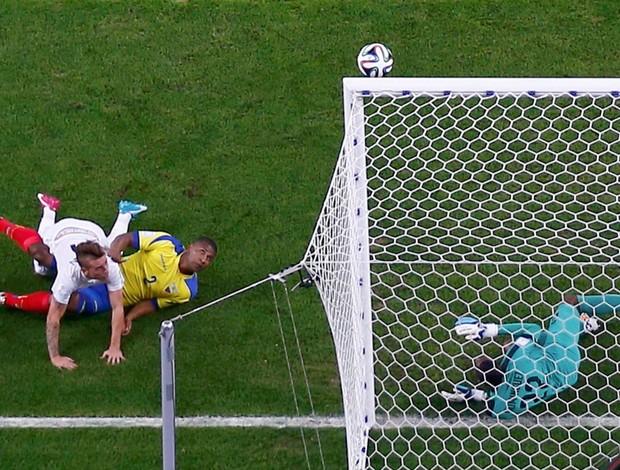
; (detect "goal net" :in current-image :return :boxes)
[302,77,620,469]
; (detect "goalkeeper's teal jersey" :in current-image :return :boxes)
[488,294,620,419]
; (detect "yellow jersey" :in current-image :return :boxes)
[120,231,198,309]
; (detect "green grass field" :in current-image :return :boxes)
[0,1,619,469]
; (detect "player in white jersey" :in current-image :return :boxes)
[43,218,125,304]
[0,194,147,370]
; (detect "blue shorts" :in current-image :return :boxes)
[74,284,112,315]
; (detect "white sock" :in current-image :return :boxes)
[106,212,132,246]
[37,207,56,235]
[33,207,56,276]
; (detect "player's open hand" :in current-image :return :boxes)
[441,384,469,402]
[441,384,487,402]
[101,348,126,365]
[51,355,78,370]
[580,313,600,334]
[454,316,498,341]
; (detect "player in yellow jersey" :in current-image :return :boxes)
[69,230,217,334]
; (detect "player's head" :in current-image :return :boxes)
[179,236,217,274]
[72,241,108,281]
[474,355,504,387]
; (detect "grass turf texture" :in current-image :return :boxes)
[0,428,347,469]
[0,0,618,469]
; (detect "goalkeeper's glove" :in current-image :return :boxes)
[580,313,600,334]
[441,384,487,403]
[454,316,498,341]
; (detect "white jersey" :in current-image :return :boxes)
[41,218,124,305]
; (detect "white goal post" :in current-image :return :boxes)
[302,77,620,469]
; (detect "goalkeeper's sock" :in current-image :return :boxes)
[2,291,51,313]
[577,295,620,318]
[0,218,43,253]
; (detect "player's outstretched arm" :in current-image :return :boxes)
[498,322,543,338]
[454,316,546,341]
[122,299,157,336]
[108,232,136,263]
[571,294,620,318]
[46,298,77,370]
[101,289,126,365]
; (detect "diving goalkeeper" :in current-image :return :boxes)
[441,294,620,419]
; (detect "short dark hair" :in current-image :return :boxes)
[71,241,106,268]
[195,236,217,254]
[476,357,504,387]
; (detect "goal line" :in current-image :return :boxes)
[0,415,344,429]
[2,414,619,429]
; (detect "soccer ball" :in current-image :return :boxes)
[357,43,394,77]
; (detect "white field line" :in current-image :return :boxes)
[1,414,619,429]
[0,416,345,429]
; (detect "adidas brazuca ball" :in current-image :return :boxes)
[357,43,394,77]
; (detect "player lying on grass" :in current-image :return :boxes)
[1,199,217,360]
[441,294,620,419]
[77,229,217,336]
[0,193,147,369]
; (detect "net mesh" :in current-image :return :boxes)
[305,83,620,469]
[304,139,371,469]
